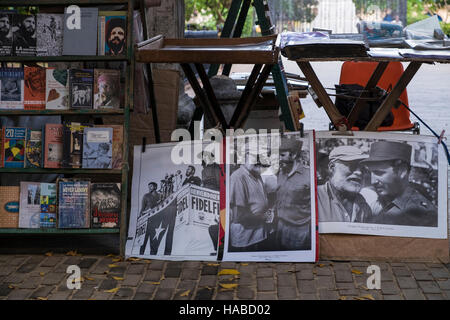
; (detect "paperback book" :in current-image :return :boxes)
[91,183,121,228]
[69,69,93,109]
[82,127,113,169]
[13,14,36,56]
[93,69,121,109]
[25,128,42,168]
[0,12,13,56]
[36,13,63,56]
[62,121,92,168]
[40,183,57,228]
[0,67,24,109]
[2,127,26,168]
[0,186,20,228]
[62,7,98,55]
[19,181,41,228]
[24,66,46,110]
[98,12,126,56]
[96,125,123,169]
[45,68,69,110]
[58,179,90,228]
[43,123,63,168]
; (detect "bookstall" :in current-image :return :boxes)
[0,0,136,256]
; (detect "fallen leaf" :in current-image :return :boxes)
[339,296,347,300]
[361,294,375,300]
[112,257,123,262]
[126,257,141,262]
[39,272,45,277]
[8,285,15,289]
[104,271,110,275]
[317,264,325,268]
[218,269,240,276]
[85,277,95,281]
[151,281,161,285]
[107,254,116,257]
[219,283,238,289]
[207,263,220,266]
[36,297,48,300]
[240,263,249,266]
[45,252,53,257]
[108,264,119,268]
[353,297,365,300]
[112,276,124,281]
[359,285,369,290]
[66,250,78,256]
[104,287,119,293]
[352,269,363,275]
[180,290,190,297]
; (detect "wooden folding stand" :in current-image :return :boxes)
[134,35,280,131]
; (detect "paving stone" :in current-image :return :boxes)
[48,291,72,300]
[351,261,370,267]
[316,276,335,289]
[239,264,256,274]
[27,256,45,265]
[154,288,175,300]
[238,275,254,286]
[220,262,237,269]
[136,283,157,294]
[402,288,425,300]
[6,289,32,300]
[380,271,394,282]
[133,292,152,300]
[442,290,450,300]
[318,289,339,300]
[412,270,433,281]
[64,257,82,265]
[71,285,95,300]
[425,293,444,300]
[195,287,214,300]
[257,278,275,292]
[335,270,353,283]
[99,279,117,291]
[277,286,297,300]
[426,263,445,268]
[126,264,146,275]
[437,279,450,290]
[122,274,142,287]
[160,277,178,289]
[257,268,273,278]
[277,274,296,287]
[296,270,314,280]
[2,273,26,284]
[201,266,218,275]
[17,263,38,274]
[114,287,134,299]
[338,288,359,296]
[299,293,317,300]
[42,272,66,285]
[18,277,42,289]
[7,256,29,266]
[397,277,418,289]
[177,280,197,291]
[418,281,441,294]
[276,264,295,273]
[407,263,427,270]
[430,268,450,279]
[90,291,113,300]
[109,266,126,276]
[164,268,181,278]
[183,261,201,269]
[216,291,235,300]
[30,285,55,299]
[199,275,217,287]
[298,280,316,293]
[181,268,200,280]
[380,281,400,295]
[256,292,277,300]
[0,284,14,297]
[316,266,332,276]
[41,257,64,267]
[144,270,162,282]
[383,294,404,300]
[78,258,98,270]
[392,267,411,277]
[148,260,165,270]
[237,286,254,299]
[0,266,14,277]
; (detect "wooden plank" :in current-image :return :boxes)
[347,61,389,128]
[163,35,276,46]
[297,61,347,130]
[135,35,164,50]
[365,61,422,131]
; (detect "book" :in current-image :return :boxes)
[0,12,13,56]
[2,127,26,168]
[40,183,57,228]
[62,7,98,56]
[0,67,24,109]
[19,181,41,228]
[96,124,123,169]
[13,14,36,56]
[93,69,121,109]
[24,66,46,110]
[58,179,90,228]
[43,123,63,168]
[45,68,69,110]
[91,183,121,228]
[25,128,42,168]
[62,121,92,168]
[0,186,20,228]
[82,127,113,169]
[98,12,126,56]
[69,69,93,109]
[36,13,63,56]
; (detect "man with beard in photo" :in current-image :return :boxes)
[14,15,36,52]
[0,14,12,51]
[318,145,372,223]
[105,18,126,56]
[361,141,437,226]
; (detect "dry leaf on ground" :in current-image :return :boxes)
[104,287,119,293]
[218,269,240,276]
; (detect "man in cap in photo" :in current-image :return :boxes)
[318,145,372,223]
[274,137,311,250]
[361,141,437,226]
[105,17,126,56]
[94,73,120,108]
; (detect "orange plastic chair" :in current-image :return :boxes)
[339,61,415,131]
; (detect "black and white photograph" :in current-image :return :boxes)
[36,13,63,56]
[12,14,36,56]
[223,131,317,262]
[126,141,222,261]
[72,84,92,108]
[316,131,447,239]
[1,78,22,102]
[0,13,13,56]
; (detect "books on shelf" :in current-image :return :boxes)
[2,127,26,168]
[0,186,20,228]
[82,127,113,169]
[40,182,57,228]
[57,179,90,228]
[63,7,98,56]
[93,69,121,109]
[0,67,24,109]
[45,68,69,110]
[0,12,14,56]
[69,69,94,109]
[97,125,123,169]
[91,183,120,228]
[24,65,46,110]
[44,123,63,168]
[13,14,37,56]
[19,181,41,228]
[36,13,64,57]
[25,128,42,168]
[62,121,92,169]
[98,11,127,56]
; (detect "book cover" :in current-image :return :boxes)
[98,12,126,56]
[96,125,123,169]
[91,183,121,228]
[25,128,42,168]
[58,179,90,228]
[82,127,113,169]
[0,186,20,228]
[69,69,93,109]
[40,182,57,228]
[36,13,63,56]
[93,69,121,109]
[0,67,24,109]
[19,181,41,228]
[0,12,13,56]
[2,127,26,168]
[62,121,92,168]
[62,7,98,56]
[24,65,46,110]
[12,14,36,56]
[0,127,3,168]
[43,123,63,168]
[45,68,69,110]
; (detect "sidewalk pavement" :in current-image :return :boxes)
[1,253,450,300]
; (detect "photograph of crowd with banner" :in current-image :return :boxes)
[125,131,447,262]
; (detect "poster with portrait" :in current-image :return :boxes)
[223,131,317,262]
[126,140,222,261]
[316,131,447,239]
